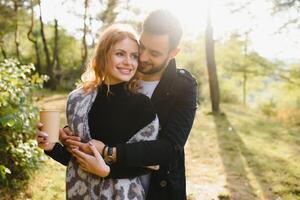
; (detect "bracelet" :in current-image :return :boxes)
[102,145,108,157]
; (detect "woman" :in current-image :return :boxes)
[36,24,159,199]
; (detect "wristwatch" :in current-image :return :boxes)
[106,146,114,165]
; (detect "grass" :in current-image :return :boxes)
[222,104,300,200]
[10,91,300,200]
[186,103,300,200]
[15,158,66,200]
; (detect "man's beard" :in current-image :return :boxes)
[138,59,169,75]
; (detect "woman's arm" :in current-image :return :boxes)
[36,123,72,166]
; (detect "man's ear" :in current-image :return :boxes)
[168,47,180,59]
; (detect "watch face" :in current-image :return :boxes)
[106,147,114,164]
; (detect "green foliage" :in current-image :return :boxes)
[0,9,82,90]
[0,3,15,38]
[44,27,82,89]
[216,33,273,79]
[219,80,240,104]
[177,36,206,102]
[215,33,279,105]
[259,99,277,117]
[0,59,48,191]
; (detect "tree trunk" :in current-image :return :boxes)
[38,0,55,89]
[205,7,220,114]
[13,0,20,60]
[27,0,41,73]
[53,19,61,86]
[34,42,41,73]
[243,70,247,105]
[81,0,89,67]
[89,16,95,47]
[242,32,249,106]
[0,39,7,59]
[99,0,118,26]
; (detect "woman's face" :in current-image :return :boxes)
[105,37,139,84]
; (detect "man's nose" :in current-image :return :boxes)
[139,50,149,62]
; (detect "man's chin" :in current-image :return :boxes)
[137,67,148,74]
[137,69,153,75]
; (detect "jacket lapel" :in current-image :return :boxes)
[151,58,177,104]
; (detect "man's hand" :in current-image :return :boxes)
[59,126,81,153]
[72,141,110,177]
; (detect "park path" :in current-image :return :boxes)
[185,111,228,200]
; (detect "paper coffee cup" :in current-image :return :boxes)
[39,110,60,143]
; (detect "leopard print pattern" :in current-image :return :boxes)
[65,87,159,200]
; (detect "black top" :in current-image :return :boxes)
[45,82,156,165]
[88,82,155,145]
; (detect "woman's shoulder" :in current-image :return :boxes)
[67,87,84,100]
[67,86,97,101]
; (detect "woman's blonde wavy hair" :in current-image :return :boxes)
[81,24,140,93]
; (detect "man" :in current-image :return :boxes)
[42,10,197,200]
[110,10,197,200]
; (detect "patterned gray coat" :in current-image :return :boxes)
[65,87,159,200]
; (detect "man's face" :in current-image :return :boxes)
[138,31,171,76]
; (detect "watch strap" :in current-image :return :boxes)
[102,145,108,156]
[106,146,114,165]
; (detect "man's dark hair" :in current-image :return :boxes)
[142,9,183,51]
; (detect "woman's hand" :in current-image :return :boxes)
[72,141,110,177]
[36,123,55,151]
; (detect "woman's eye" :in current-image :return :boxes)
[116,52,124,56]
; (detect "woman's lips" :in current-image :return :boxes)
[117,67,133,75]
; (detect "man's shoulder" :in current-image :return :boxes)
[175,68,197,86]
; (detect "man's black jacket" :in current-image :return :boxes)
[114,59,198,200]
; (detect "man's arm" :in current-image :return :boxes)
[44,142,72,166]
[114,78,197,168]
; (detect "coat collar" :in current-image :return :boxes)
[151,58,177,102]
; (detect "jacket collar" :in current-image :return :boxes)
[151,58,177,102]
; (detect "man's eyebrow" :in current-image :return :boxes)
[139,41,163,55]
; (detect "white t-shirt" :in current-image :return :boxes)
[138,80,160,195]
[138,80,160,98]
